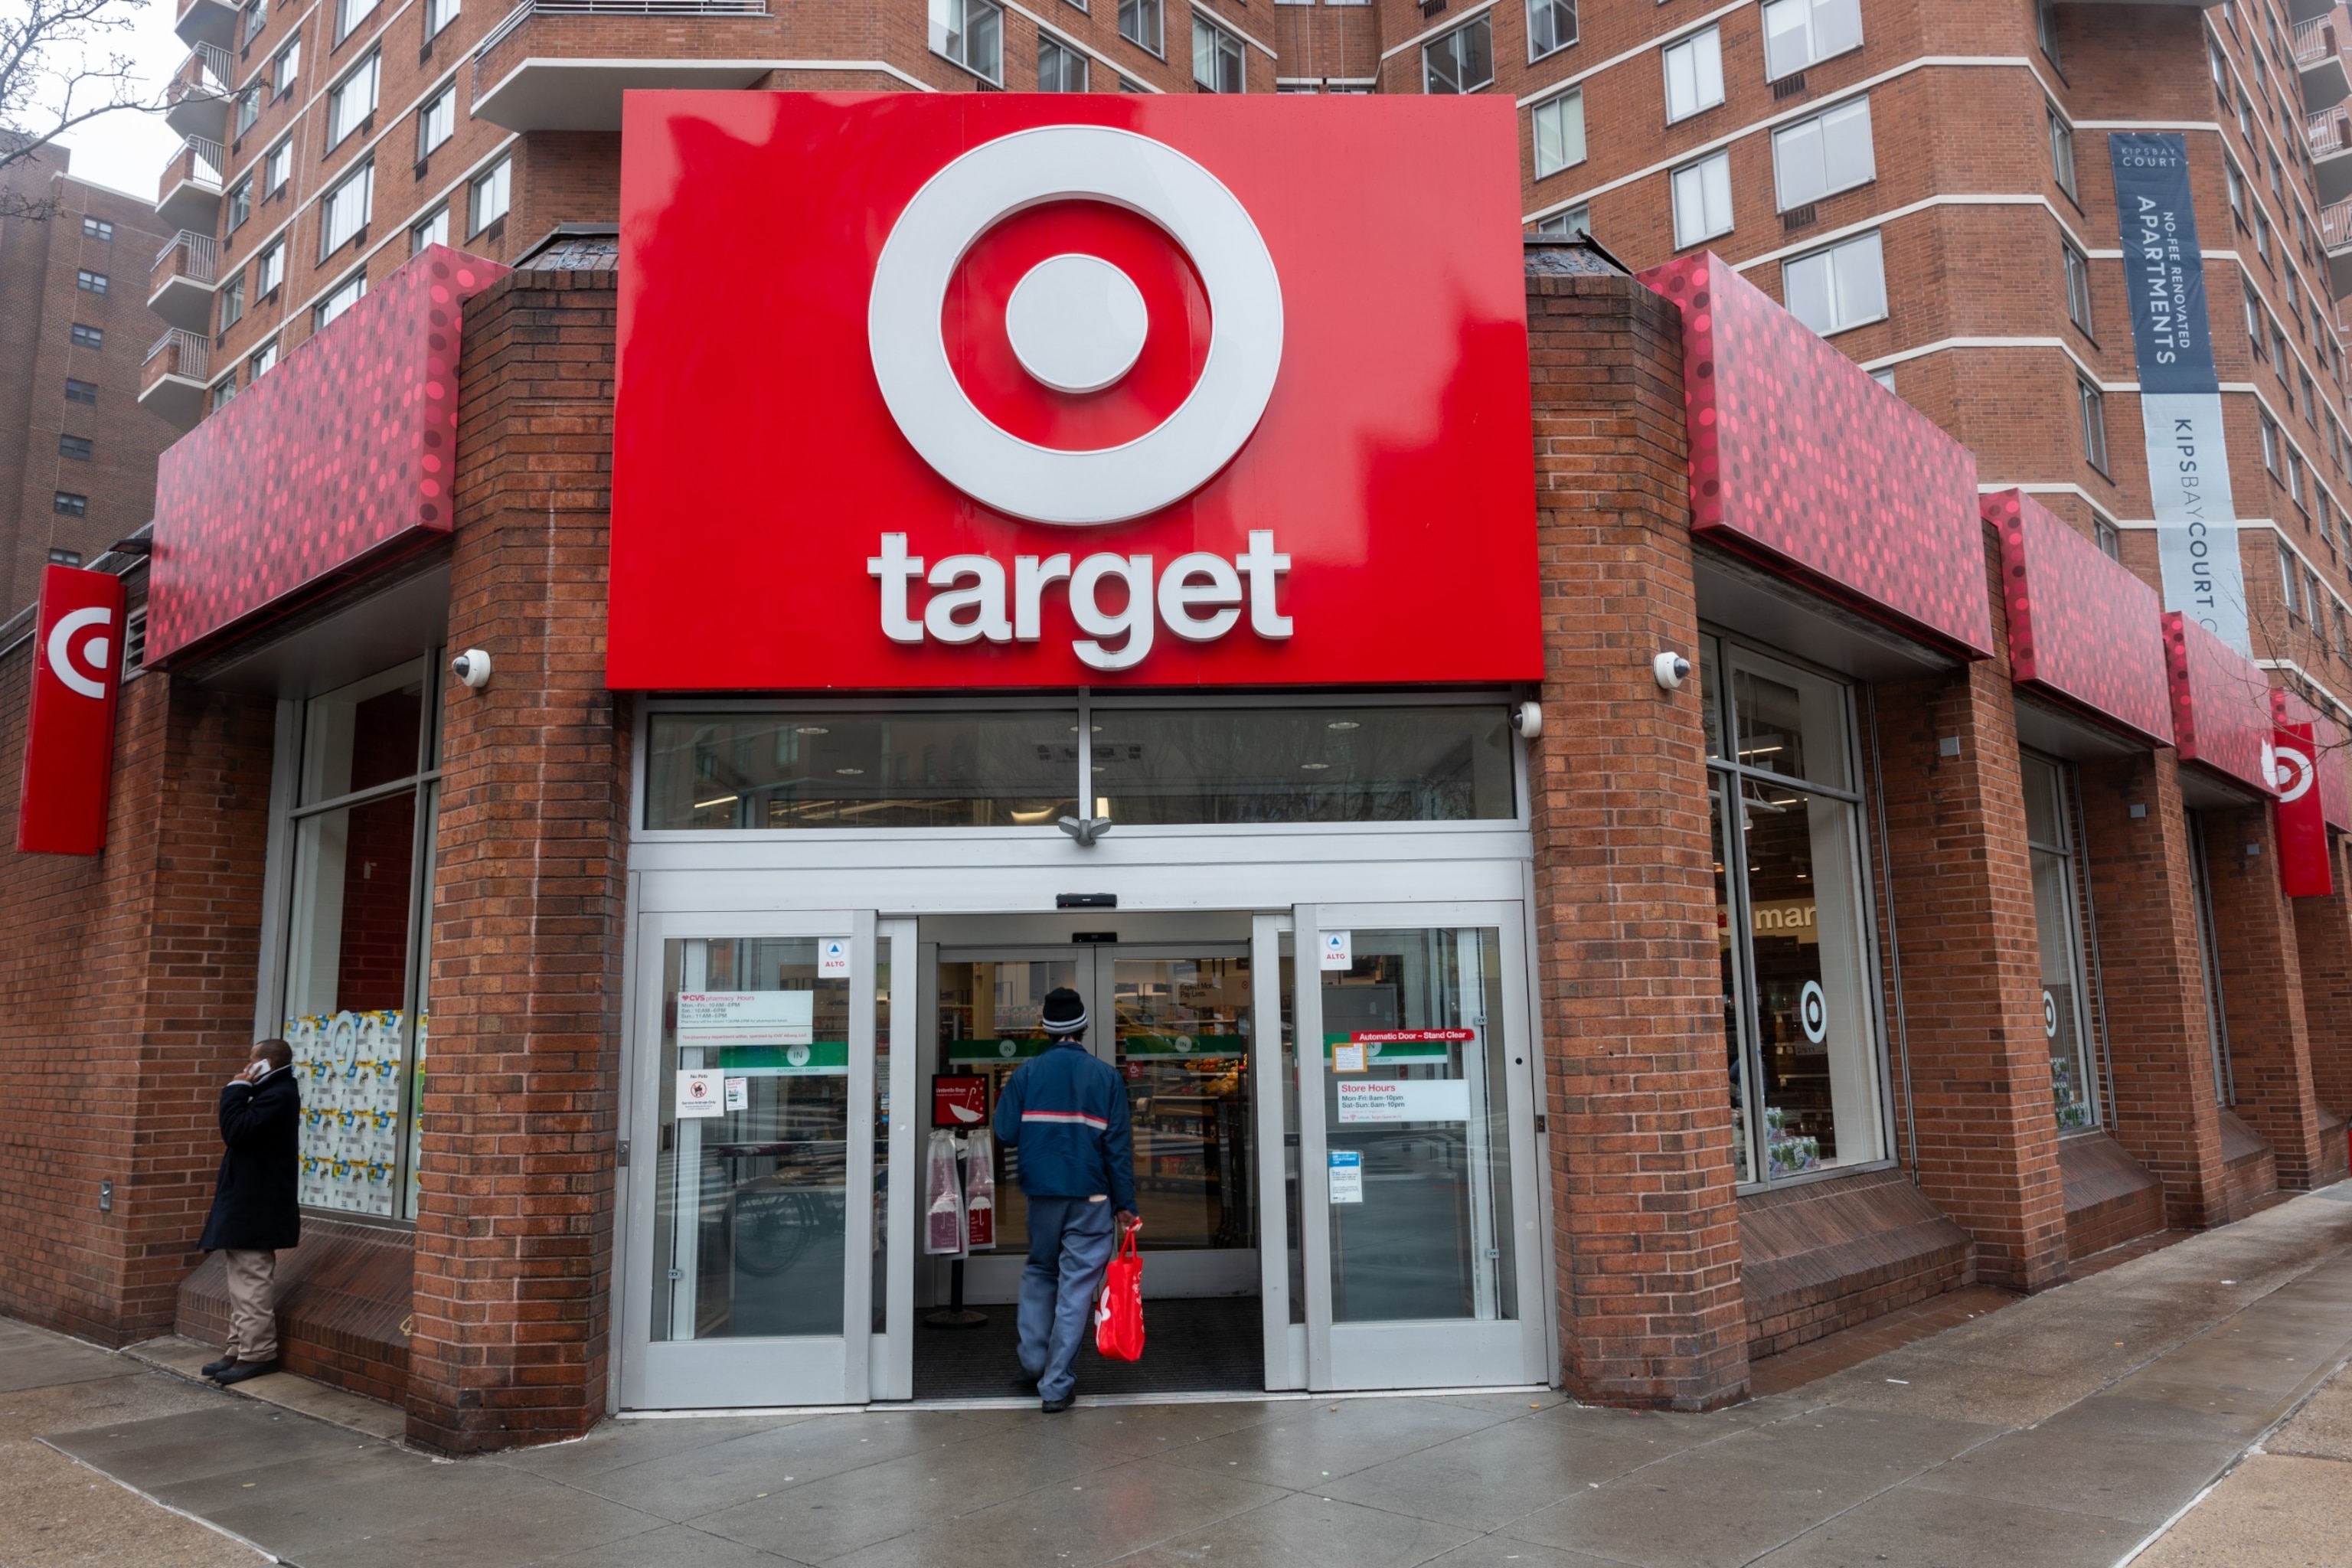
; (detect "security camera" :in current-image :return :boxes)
[1653,652,1691,691]
[451,648,492,690]
[1510,701,1544,739]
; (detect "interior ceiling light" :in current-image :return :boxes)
[795,725,829,735]
[835,766,865,776]
[1326,720,1361,730]
[1301,762,1330,770]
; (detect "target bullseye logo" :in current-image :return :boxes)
[867,125,1285,526]
[1798,980,1828,1045]
[2270,740,2315,803]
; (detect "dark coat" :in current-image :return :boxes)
[198,1067,302,1253]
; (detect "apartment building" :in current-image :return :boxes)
[0,144,178,614]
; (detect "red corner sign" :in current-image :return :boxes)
[2272,723,2332,899]
[17,565,126,855]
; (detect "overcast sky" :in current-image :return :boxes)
[51,0,198,202]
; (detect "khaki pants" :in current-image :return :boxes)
[223,1249,278,1361]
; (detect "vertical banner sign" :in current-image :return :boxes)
[2271,722,2332,897]
[2111,133,2249,653]
[16,564,126,855]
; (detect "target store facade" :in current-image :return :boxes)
[4,93,2349,1452]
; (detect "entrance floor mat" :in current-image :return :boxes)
[913,1295,1265,1399]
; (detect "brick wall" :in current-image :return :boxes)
[1522,252,1748,1411]
[405,266,631,1452]
[2199,802,2328,1189]
[2305,838,2352,1121]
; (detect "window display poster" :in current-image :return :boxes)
[723,1076,748,1111]
[677,1069,724,1118]
[1328,1149,1364,1203]
[1336,1079,1473,1123]
[677,990,814,1047]
[933,1073,989,1128]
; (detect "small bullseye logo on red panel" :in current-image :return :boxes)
[2269,741,2314,802]
[867,126,1282,528]
[44,606,114,700]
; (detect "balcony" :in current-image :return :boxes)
[148,232,220,332]
[2320,197,2352,299]
[140,328,211,431]
[2295,15,2352,111]
[155,137,224,232]
[470,0,773,133]
[164,41,235,142]
[175,0,237,48]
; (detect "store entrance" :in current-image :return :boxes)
[914,940,1266,1397]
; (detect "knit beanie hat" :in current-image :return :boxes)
[1040,987,1089,1037]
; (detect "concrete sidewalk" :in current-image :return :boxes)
[6,1187,2352,1568]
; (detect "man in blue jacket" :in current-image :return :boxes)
[992,985,1138,1412]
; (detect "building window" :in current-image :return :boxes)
[70,323,102,349]
[58,434,93,461]
[2063,240,2093,335]
[2095,515,2121,560]
[64,378,97,405]
[2309,571,2326,637]
[411,205,449,254]
[1527,0,1576,60]
[2301,370,2317,425]
[1671,151,1734,248]
[1119,0,1161,55]
[420,84,456,156]
[2077,377,2108,472]
[1762,0,1862,83]
[315,270,366,329]
[1424,16,1493,93]
[1038,34,1088,91]
[2281,541,2302,619]
[2047,105,2076,201]
[274,39,299,96]
[1783,230,1886,337]
[249,338,279,379]
[242,0,267,44]
[264,139,291,195]
[1532,206,1590,238]
[1662,27,1723,123]
[1870,367,1895,393]
[2226,158,2247,229]
[2262,413,2282,475]
[337,0,377,43]
[1772,96,1872,211]
[2338,602,2350,660]
[211,377,237,413]
[75,269,106,294]
[321,160,373,257]
[54,492,88,518]
[1531,89,1585,179]
[2035,0,2060,66]
[1703,635,1889,1184]
[256,237,285,296]
[278,659,444,1220]
[426,0,459,38]
[228,177,252,230]
[328,52,380,147]
[220,268,246,329]
[235,85,259,136]
[2274,323,2291,381]
[2291,449,2308,509]
[81,216,112,241]
[2021,753,2099,1132]
[931,0,1003,83]
[1193,15,1243,92]
[469,156,511,236]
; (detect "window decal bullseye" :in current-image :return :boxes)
[866,126,1285,527]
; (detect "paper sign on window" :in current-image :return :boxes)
[676,1069,724,1119]
[1328,1148,1364,1203]
[676,990,814,1047]
[1320,931,1353,971]
[1334,1079,1473,1124]
[819,938,851,977]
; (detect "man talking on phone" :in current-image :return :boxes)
[992,987,1138,1413]
[198,1039,302,1385]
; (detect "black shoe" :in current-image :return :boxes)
[1040,1393,1076,1413]
[201,1356,237,1378]
[214,1358,281,1386]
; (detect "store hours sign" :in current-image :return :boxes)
[609,93,1541,689]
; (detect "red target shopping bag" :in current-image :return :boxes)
[1094,1223,1145,1362]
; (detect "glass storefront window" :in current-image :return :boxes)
[1090,706,1513,824]
[653,936,852,1341]
[2021,753,2099,1132]
[933,957,1078,1253]
[643,700,1517,830]
[645,710,1077,829]
[280,659,440,1220]
[1114,955,1253,1251]
[1703,635,1888,1185]
[1320,927,1517,1323]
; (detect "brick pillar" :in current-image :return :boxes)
[2077,750,2230,1227]
[407,268,629,1452]
[2293,838,2352,1122]
[1870,664,2069,1291]
[1525,256,1748,1410]
[2199,804,2327,1189]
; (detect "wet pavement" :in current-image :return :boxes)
[6,1184,2352,1568]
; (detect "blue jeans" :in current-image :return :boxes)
[1018,1195,1116,1403]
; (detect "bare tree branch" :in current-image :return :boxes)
[0,0,161,220]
